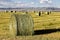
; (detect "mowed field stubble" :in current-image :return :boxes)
[0,11,60,40]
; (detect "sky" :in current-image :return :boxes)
[0,0,60,8]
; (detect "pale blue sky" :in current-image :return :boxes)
[0,0,60,8]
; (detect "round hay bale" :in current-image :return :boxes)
[49,11,51,14]
[45,12,48,14]
[47,12,49,15]
[16,14,34,36]
[9,14,17,36]
[6,11,8,13]
[15,11,16,13]
[34,11,35,13]
[26,12,28,14]
[11,11,13,13]
[39,12,41,16]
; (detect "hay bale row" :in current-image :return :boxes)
[46,11,51,15]
[34,11,51,16]
[5,11,17,13]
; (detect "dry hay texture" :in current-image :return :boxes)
[9,14,17,36]
[15,14,34,36]
[0,11,60,40]
[9,13,34,36]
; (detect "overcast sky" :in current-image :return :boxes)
[0,0,60,8]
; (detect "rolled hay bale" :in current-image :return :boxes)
[9,14,17,36]
[16,14,34,36]
[6,11,8,13]
[47,12,49,15]
[49,11,51,14]
[45,12,49,15]
[15,11,16,13]
[41,11,43,14]
[11,11,13,13]
[25,12,28,14]
[39,12,41,16]
[34,11,35,13]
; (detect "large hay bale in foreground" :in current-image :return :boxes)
[16,14,34,36]
[9,14,34,36]
[9,14,17,36]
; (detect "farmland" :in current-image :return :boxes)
[0,11,60,40]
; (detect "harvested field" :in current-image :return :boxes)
[0,11,60,40]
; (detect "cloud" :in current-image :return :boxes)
[0,0,53,8]
[31,2,34,4]
[48,0,52,3]
[40,0,52,4]
[0,0,35,8]
[16,2,35,7]
[0,0,13,2]
[0,0,22,8]
[15,3,28,7]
